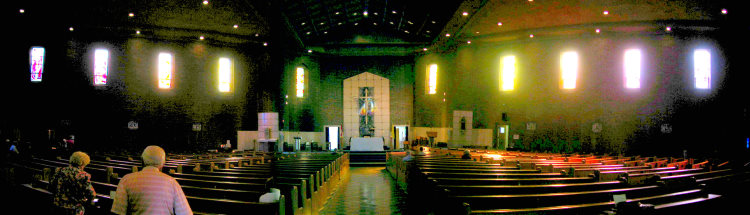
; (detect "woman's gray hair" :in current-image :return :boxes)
[142,145,166,167]
[69,151,90,167]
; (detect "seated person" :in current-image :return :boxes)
[461,150,472,160]
[416,147,426,155]
[402,150,413,162]
[259,188,281,203]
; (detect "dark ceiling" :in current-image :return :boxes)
[8,0,743,50]
[280,0,464,45]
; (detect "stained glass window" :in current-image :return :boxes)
[427,64,437,94]
[158,53,173,89]
[94,49,109,85]
[694,49,711,89]
[296,67,305,97]
[561,51,578,89]
[30,47,45,82]
[218,58,232,92]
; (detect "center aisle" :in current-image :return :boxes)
[319,167,408,214]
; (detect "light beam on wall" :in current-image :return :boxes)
[29,47,46,82]
[94,49,109,86]
[158,53,173,89]
[561,51,578,89]
[428,64,438,94]
[694,49,711,89]
[218,58,232,92]
[501,56,516,91]
[624,49,641,89]
[296,67,305,97]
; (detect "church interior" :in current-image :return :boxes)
[2,0,749,214]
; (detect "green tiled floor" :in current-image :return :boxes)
[320,167,409,214]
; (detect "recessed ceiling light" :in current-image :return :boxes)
[392,10,397,14]
[69,27,74,31]
[353,12,358,16]
[426,30,431,33]
[529,34,534,38]
[423,48,428,51]
[389,22,394,25]
[665,26,671,32]
[263,42,268,46]
[199,36,205,40]
[373,22,377,25]
[233,24,239,29]
[462,12,469,16]
[320,22,324,25]
[306,31,311,35]
[136,30,141,34]
[721,9,728,14]
[373,12,378,15]
[445,33,450,37]
[408,21,413,25]
[308,49,312,53]
[354,23,359,26]
[301,22,306,26]
[323,31,328,34]
[475,31,480,34]
[255,33,259,37]
[467,41,471,44]
[363,11,368,16]
[335,11,340,15]
[203,1,209,5]
[431,21,436,24]
[497,22,502,26]
[20,9,25,13]
[595,29,600,33]
[338,22,343,25]
[603,11,609,15]
[404,30,409,33]
[128,13,134,17]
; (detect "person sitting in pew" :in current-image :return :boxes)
[461,150,472,160]
[402,150,414,162]
[417,147,426,155]
[49,151,97,215]
[111,145,192,215]
[259,187,281,203]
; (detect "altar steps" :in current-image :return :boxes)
[348,151,386,166]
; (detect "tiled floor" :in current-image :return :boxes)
[320,167,409,214]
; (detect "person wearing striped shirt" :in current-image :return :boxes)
[111,145,192,215]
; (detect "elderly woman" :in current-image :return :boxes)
[49,151,97,215]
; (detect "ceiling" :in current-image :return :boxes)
[10,0,741,49]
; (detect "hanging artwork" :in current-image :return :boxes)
[359,87,375,136]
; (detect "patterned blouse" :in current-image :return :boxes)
[49,166,96,214]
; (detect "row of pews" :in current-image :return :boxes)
[387,148,750,214]
[7,150,348,215]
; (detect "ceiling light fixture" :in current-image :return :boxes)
[320,22,324,25]
[136,30,141,35]
[203,1,209,5]
[335,12,340,15]
[354,23,359,26]
[431,21,436,24]
[603,11,609,15]
[665,26,672,32]
[462,12,468,16]
[129,13,134,17]
[69,27,74,31]
[255,33,259,37]
[199,36,205,40]
[392,10,397,14]
[529,34,534,38]
[445,33,450,37]
[20,9,25,13]
[497,22,502,26]
[373,12,378,15]
[233,24,238,29]
[595,29,600,33]
[423,48,428,51]
[301,22,306,26]
[721,9,728,14]
[363,11,368,16]
[263,42,268,46]
[308,49,312,53]
[467,41,471,44]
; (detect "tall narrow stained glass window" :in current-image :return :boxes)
[158,53,173,89]
[624,49,641,89]
[30,47,46,82]
[94,49,109,86]
[218,58,232,92]
[694,49,711,89]
[501,56,516,91]
[427,64,438,94]
[561,51,578,89]
[296,67,305,97]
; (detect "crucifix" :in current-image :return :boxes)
[358,87,375,137]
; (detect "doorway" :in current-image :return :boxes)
[497,125,509,149]
[393,125,409,149]
[325,126,341,151]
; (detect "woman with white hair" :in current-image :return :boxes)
[49,151,96,215]
[111,145,192,215]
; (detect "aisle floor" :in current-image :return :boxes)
[320,167,408,214]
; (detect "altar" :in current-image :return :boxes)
[350,137,384,151]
